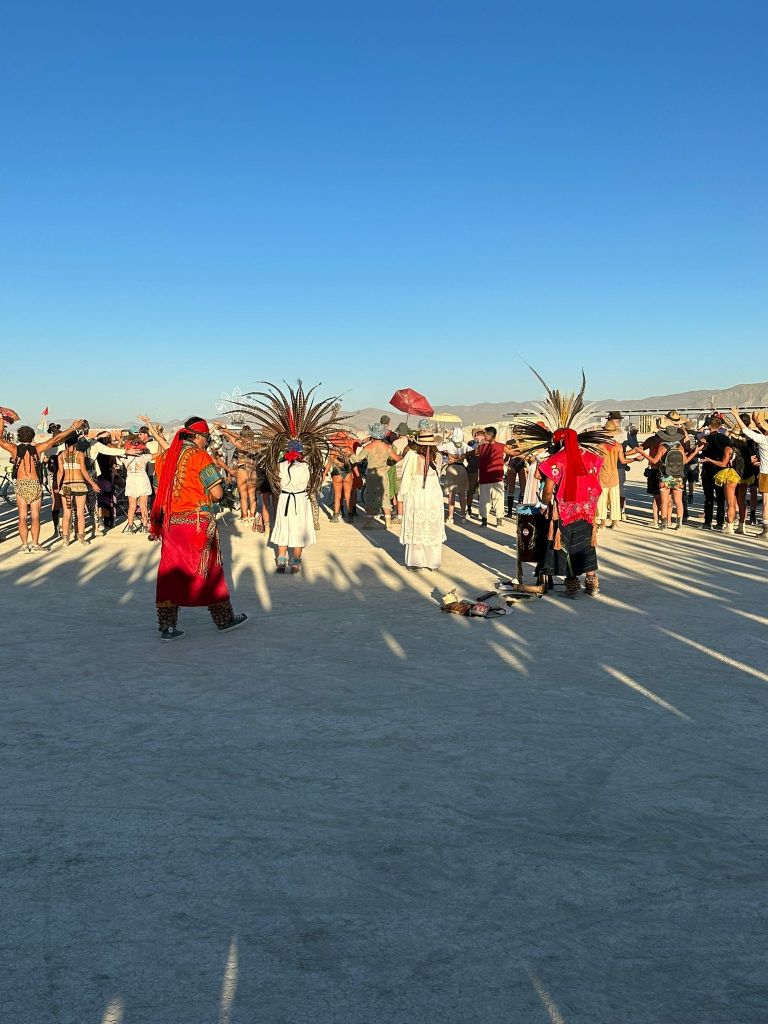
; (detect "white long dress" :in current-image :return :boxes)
[398,450,446,569]
[270,461,316,548]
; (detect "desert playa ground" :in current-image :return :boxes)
[2,478,767,1024]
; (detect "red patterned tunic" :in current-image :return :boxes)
[538,448,603,525]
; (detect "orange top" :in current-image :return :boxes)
[154,445,219,514]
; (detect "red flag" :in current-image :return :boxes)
[42,406,49,416]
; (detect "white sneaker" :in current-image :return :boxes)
[722,522,735,535]
[19,543,30,553]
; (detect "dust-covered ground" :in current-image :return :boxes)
[1,479,767,1024]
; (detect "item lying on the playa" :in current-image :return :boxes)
[495,580,517,593]
[493,577,548,598]
[440,588,507,617]
[494,578,546,598]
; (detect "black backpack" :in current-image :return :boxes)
[661,442,685,478]
[12,443,43,482]
[729,443,745,478]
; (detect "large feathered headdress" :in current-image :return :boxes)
[226,380,348,493]
[512,366,613,457]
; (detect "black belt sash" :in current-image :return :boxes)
[283,489,307,516]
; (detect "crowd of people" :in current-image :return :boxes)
[2,380,766,637]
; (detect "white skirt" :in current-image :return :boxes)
[125,473,153,498]
[270,491,316,548]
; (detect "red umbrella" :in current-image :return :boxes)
[1,406,20,424]
[389,388,434,418]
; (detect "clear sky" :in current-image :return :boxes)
[3,0,766,425]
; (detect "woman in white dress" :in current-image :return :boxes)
[122,438,154,532]
[269,442,316,574]
[398,430,446,570]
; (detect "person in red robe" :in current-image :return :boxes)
[147,415,247,641]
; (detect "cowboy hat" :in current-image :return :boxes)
[415,430,439,446]
[751,409,768,430]
[661,410,685,426]
[656,425,683,444]
[395,421,411,436]
[606,410,623,420]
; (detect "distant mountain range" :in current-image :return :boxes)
[56,381,767,431]
[339,381,768,430]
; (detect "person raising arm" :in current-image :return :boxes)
[136,415,170,453]
[57,433,101,546]
[0,418,87,551]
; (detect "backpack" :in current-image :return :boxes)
[12,443,43,482]
[660,442,685,478]
[729,443,745,478]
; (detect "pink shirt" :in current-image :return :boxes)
[539,448,603,525]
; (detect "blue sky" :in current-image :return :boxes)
[2,0,766,424]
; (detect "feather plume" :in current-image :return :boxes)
[513,367,614,455]
[225,380,349,493]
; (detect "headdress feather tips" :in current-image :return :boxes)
[513,366,613,455]
[223,379,348,493]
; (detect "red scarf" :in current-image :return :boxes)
[553,428,587,501]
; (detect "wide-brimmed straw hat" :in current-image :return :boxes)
[752,410,768,430]
[660,410,685,427]
[415,430,439,446]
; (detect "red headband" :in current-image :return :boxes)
[186,418,210,434]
